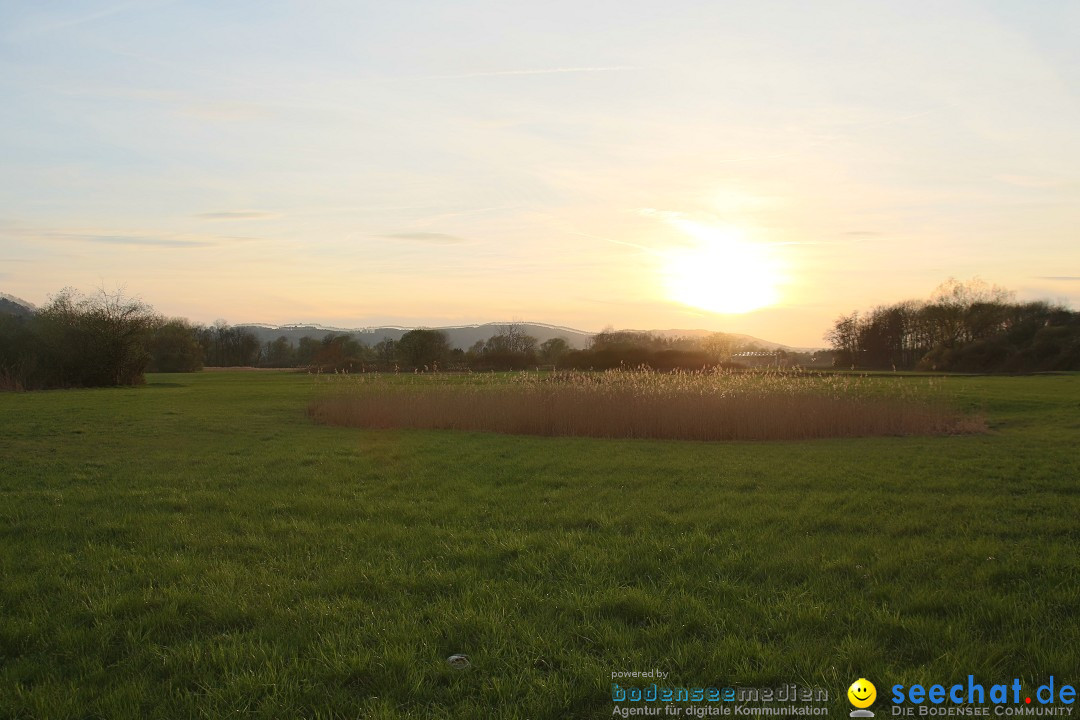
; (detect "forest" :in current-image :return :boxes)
[824,279,1080,372]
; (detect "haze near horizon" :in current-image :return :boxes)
[2,1,1078,347]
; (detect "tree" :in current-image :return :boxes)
[590,329,666,352]
[930,277,1013,347]
[34,288,157,387]
[701,333,737,363]
[198,321,261,366]
[148,318,204,372]
[538,337,570,365]
[373,338,398,368]
[262,336,297,368]
[825,312,860,367]
[311,333,370,371]
[0,312,37,390]
[297,336,321,366]
[490,323,538,354]
[475,324,540,369]
[829,280,1080,372]
[396,329,451,370]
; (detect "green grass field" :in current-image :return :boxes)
[2,371,1079,718]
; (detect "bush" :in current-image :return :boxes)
[148,319,204,372]
[0,288,157,390]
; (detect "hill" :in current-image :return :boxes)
[0,293,35,318]
[236,322,594,350]
[1,292,813,352]
[235,322,811,352]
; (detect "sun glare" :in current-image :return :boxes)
[662,222,781,314]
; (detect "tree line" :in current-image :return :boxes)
[222,325,786,373]
[0,288,802,389]
[9,278,1072,390]
[825,278,1080,372]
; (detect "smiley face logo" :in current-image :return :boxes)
[848,678,876,708]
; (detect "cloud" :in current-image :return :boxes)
[196,211,278,221]
[3,224,241,249]
[845,231,881,237]
[1035,276,1080,282]
[75,234,215,248]
[395,66,637,82]
[378,232,469,245]
[562,228,661,256]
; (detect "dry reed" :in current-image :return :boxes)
[307,369,986,441]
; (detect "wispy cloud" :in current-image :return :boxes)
[196,211,278,221]
[1035,276,1080,282]
[378,232,469,244]
[640,209,871,247]
[2,224,243,249]
[424,205,519,220]
[78,234,216,248]
[391,66,637,82]
[565,229,662,256]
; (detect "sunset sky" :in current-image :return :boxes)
[2,0,1078,347]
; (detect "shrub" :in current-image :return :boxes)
[0,288,157,390]
[148,319,204,372]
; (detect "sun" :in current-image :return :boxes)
[662,223,780,314]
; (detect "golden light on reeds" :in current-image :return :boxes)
[308,369,985,442]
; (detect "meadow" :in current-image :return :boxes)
[1,370,1079,718]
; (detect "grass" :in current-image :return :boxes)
[309,369,985,440]
[1,371,1079,718]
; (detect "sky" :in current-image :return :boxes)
[1,0,1078,347]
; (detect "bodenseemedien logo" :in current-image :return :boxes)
[848,678,877,718]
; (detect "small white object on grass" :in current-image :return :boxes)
[446,654,470,669]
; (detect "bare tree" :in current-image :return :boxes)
[34,287,157,387]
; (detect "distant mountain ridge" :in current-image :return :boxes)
[235,321,815,352]
[0,291,813,350]
[236,322,594,350]
[0,293,36,318]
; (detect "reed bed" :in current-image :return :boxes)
[307,368,985,441]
